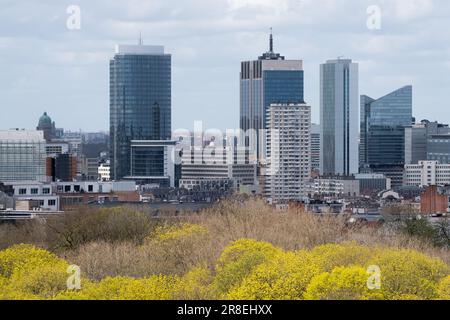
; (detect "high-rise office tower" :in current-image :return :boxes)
[240,31,304,161]
[264,103,311,203]
[405,120,450,165]
[320,59,359,176]
[110,43,172,182]
[360,86,412,187]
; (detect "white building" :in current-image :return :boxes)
[180,145,257,192]
[5,180,137,212]
[404,161,450,187]
[98,161,111,181]
[8,181,60,211]
[263,103,311,203]
[0,130,47,183]
[305,178,360,197]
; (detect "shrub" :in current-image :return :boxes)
[368,248,450,299]
[304,266,384,300]
[0,244,70,299]
[309,242,375,272]
[45,207,157,250]
[0,244,67,278]
[149,223,209,243]
[212,239,283,297]
[228,250,321,300]
[173,267,215,300]
[56,275,179,300]
[438,276,450,300]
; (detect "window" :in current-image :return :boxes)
[48,200,56,206]
[88,185,94,192]
[39,200,44,206]
[64,185,71,192]
[19,188,27,195]
[31,188,38,195]
[43,188,50,194]
[74,185,80,192]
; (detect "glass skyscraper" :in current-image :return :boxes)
[359,86,413,187]
[320,59,359,176]
[110,44,171,181]
[240,32,304,161]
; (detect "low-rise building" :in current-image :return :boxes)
[420,185,449,215]
[305,177,360,198]
[4,180,139,211]
[98,161,111,181]
[404,161,450,187]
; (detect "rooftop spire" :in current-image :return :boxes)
[138,31,143,45]
[269,27,273,52]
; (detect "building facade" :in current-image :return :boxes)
[305,177,360,198]
[311,123,321,174]
[263,103,311,203]
[320,59,359,176]
[240,32,304,161]
[110,44,171,181]
[404,161,450,187]
[0,130,47,183]
[360,86,413,187]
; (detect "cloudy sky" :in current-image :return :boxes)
[0,0,449,132]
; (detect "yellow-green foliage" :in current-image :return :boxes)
[368,249,450,300]
[173,267,215,300]
[438,276,450,300]
[57,275,179,300]
[310,242,375,272]
[212,239,283,297]
[228,251,321,300]
[0,244,69,299]
[1,241,449,300]
[149,223,209,243]
[304,266,384,300]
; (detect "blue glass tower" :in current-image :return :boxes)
[110,44,171,180]
[360,85,413,187]
[240,32,304,160]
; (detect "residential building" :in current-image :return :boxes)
[320,59,359,176]
[263,103,311,203]
[311,123,321,174]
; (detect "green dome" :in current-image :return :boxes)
[38,112,52,127]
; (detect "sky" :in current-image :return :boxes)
[0,0,449,132]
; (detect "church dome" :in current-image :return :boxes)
[38,112,52,128]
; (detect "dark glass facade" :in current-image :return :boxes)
[360,86,412,187]
[360,85,412,168]
[110,46,171,180]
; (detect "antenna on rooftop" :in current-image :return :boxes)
[139,31,143,45]
[269,27,273,52]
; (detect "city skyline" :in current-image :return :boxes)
[1,0,450,132]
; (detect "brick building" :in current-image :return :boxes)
[420,185,449,215]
